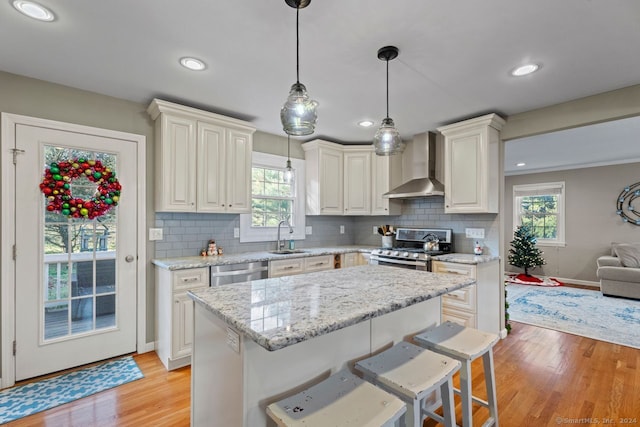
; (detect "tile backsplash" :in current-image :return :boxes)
[153,197,498,259]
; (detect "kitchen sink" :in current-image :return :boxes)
[268,249,307,255]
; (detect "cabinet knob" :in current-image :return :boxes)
[229,204,232,207]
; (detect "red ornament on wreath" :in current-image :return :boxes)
[39,158,122,219]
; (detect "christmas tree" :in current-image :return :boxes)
[508,225,546,277]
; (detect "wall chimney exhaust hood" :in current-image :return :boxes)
[383,132,444,199]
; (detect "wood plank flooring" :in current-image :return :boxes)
[5,322,640,426]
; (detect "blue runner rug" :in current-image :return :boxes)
[507,284,640,349]
[0,355,143,424]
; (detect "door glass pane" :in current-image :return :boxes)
[42,146,118,341]
[44,301,69,340]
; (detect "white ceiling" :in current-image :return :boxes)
[2,1,639,168]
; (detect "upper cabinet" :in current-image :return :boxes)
[303,140,344,215]
[371,152,402,215]
[438,113,505,214]
[302,140,401,216]
[148,99,256,213]
[343,147,371,216]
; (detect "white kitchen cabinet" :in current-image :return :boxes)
[438,113,505,213]
[155,266,209,370]
[432,259,500,334]
[343,147,371,215]
[303,140,400,216]
[303,140,344,215]
[269,257,305,278]
[371,153,402,215]
[269,255,334,278]
[341,252,368,268]
[148,99,256,213]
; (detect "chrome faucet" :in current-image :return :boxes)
[276,216,294,251]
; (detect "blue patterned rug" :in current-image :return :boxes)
[0,355,143,424]
[507,284,640,349]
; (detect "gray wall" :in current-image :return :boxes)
[504,162,640,282]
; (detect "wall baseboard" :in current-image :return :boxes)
[555,277,600,288]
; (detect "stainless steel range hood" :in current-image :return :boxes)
[383,132,444,199]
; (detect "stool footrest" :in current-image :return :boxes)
[452,387,490,408]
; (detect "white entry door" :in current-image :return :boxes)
[13,122,138,381]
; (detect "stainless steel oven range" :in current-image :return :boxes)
[369,227,453,271]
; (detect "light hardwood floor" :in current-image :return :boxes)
[6,322,640,426]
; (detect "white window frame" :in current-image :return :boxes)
[512,181,566,247]
[240,152,306,243]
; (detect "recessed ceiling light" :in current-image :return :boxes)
[516,162,526,167]
[179,57,206,71]
[510,64,539,77]
[13,0,55,21]
[358,120,375,128]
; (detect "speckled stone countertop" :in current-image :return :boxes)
[152,246,374,270]
[432,253,500,265]
[188,265,475,351]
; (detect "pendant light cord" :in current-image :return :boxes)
[287,135,291,160]
[385,59,389,119]
[296,6,300,84]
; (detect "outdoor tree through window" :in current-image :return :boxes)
[251,166,294,228]
[513,182,565,246]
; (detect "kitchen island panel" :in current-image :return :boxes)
[192,303,369,427]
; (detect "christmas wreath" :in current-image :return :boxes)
[39,158,121,219]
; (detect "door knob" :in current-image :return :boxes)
[125,255,135,263]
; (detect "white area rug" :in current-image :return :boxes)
[506,284,640,349]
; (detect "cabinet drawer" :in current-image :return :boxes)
[269,258,305,278]
[432,261,476,279]
[442,306,476,328]
[304,255,334,272]
[172,267,209,292]
[442,284,477,312]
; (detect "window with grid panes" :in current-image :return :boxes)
[239,152,306,242]
[513,182,565,246]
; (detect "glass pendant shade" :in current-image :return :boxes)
[283,134,295,184]
[373,117,404,156]
[283,159,294,183]
[281,82,318,136]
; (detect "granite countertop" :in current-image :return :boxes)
[152,246,375,270]
[432,253,500,264]
[188,265,475,351]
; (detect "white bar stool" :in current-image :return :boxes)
[266,368,407,427]
[354,341,461,427]
[414,321,500,427]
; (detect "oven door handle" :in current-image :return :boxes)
[370,256,428,267]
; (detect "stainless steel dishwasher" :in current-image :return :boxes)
[210,261,268,286]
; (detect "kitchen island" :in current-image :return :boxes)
[188,265,475,426]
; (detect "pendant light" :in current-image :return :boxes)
[283,135,294,184]
[280,0,318,136]
[373,46,405,156]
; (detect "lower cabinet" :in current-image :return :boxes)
[432,260,500,334]
[269,255,334,278]
[155,266,209,370]
[341,252,369,268]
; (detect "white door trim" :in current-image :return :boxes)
[0,113,147,388]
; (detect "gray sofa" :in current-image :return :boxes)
[596,243,640,300]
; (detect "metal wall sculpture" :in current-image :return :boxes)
[616,181,640,225]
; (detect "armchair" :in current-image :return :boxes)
[596,243,640,300]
